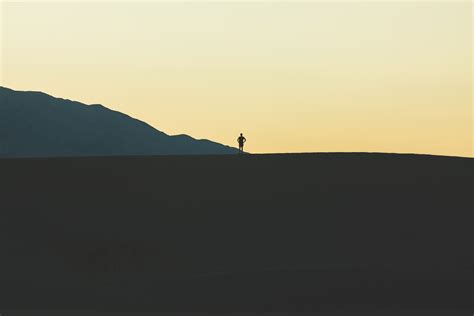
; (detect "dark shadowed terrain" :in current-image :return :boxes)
[0,153,472,315]
[0,86,238,157]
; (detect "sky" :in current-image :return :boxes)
[1,1,472,157]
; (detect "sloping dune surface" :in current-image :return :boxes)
[0,153,472,313]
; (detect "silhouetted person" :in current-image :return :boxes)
[237,133,246,153]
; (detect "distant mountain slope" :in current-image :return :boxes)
[0,86,238,157]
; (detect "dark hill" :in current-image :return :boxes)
[0,153,472,314]
[0,86,238,157]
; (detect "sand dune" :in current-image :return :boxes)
[0,153,471,313]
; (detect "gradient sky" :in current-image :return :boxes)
[1,1,472,157]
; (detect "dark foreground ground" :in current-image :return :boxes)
[0,153,472,315]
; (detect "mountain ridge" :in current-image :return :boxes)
[0,86,239,157]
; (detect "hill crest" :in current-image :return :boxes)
[0,86,238,157]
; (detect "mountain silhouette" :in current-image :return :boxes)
[0,86,238,157]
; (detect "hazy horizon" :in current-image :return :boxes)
[1,1,472,157]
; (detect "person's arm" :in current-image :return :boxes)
[243,137,246,143]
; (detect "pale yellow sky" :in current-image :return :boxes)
[1,1,472,156]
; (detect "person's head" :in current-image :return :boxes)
[240,133,243,136]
